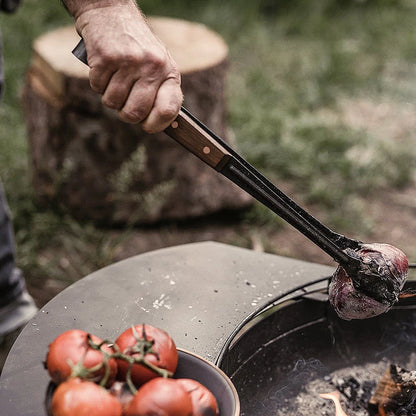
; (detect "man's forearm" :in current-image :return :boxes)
[61,0,137,19]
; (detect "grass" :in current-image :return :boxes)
[1,0,416,298]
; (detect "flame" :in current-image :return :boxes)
[319,391,350,416]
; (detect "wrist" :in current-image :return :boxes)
[64,0,137,20]
[73,1,142,38]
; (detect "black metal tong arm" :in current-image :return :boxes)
[179,108,364,273]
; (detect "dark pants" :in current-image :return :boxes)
[0,28,26,308]
[0,183,25,308]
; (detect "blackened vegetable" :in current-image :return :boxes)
[329,243,408,320]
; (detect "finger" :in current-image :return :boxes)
[117,80,157,124]
[101,70,137,110]
[89,66,115,94]
[140,78,183,133]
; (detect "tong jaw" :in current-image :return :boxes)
[342,247,400,305]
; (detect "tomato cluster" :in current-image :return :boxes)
[45,324,219,416]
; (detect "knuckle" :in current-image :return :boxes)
[118,111,139,124]
[169,67,182,84]
[88,69,109,93]
[91,52,116,70]
[120,52,142,68]
[157,103,180,123]
[120,107,148,123]
[148,49,166,68]
[90,81,102,93]
[93,50,136,72]
[141,50,167,76]
[141,123,157,134]
[102,96,120,110]
[115,49,166,73]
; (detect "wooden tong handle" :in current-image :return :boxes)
[164,109,231,171]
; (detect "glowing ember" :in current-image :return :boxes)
[320,391,349,416]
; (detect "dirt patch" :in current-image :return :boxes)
[339,97,416,145]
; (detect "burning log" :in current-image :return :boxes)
[368,364,416,416]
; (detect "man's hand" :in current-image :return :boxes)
[64,1,183,133]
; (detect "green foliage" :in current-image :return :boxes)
[222,0,416,228]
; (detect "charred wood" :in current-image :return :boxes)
[368,364,416,416]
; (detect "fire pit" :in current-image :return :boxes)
[0,242,414,415]
[217,269,416,416]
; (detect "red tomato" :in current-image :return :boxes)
[125,378,193,416]
[115,324,178,386]
[45,329,117,386]
[176,378,219,416]
[51,378,122,416]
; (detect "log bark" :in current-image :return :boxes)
[23,19,252,224]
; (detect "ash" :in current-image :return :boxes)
[275,358,392,416]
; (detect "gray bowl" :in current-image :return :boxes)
[46,348,240,416]
[175,348,240,416]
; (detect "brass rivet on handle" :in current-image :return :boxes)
[203,146,211,154]
[171,121,179,128]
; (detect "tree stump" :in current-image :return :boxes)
[23,18,251,224]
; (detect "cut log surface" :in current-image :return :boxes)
[24,19,251,224]
[149,17,229,73]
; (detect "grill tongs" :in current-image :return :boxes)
[73,39,397,305]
